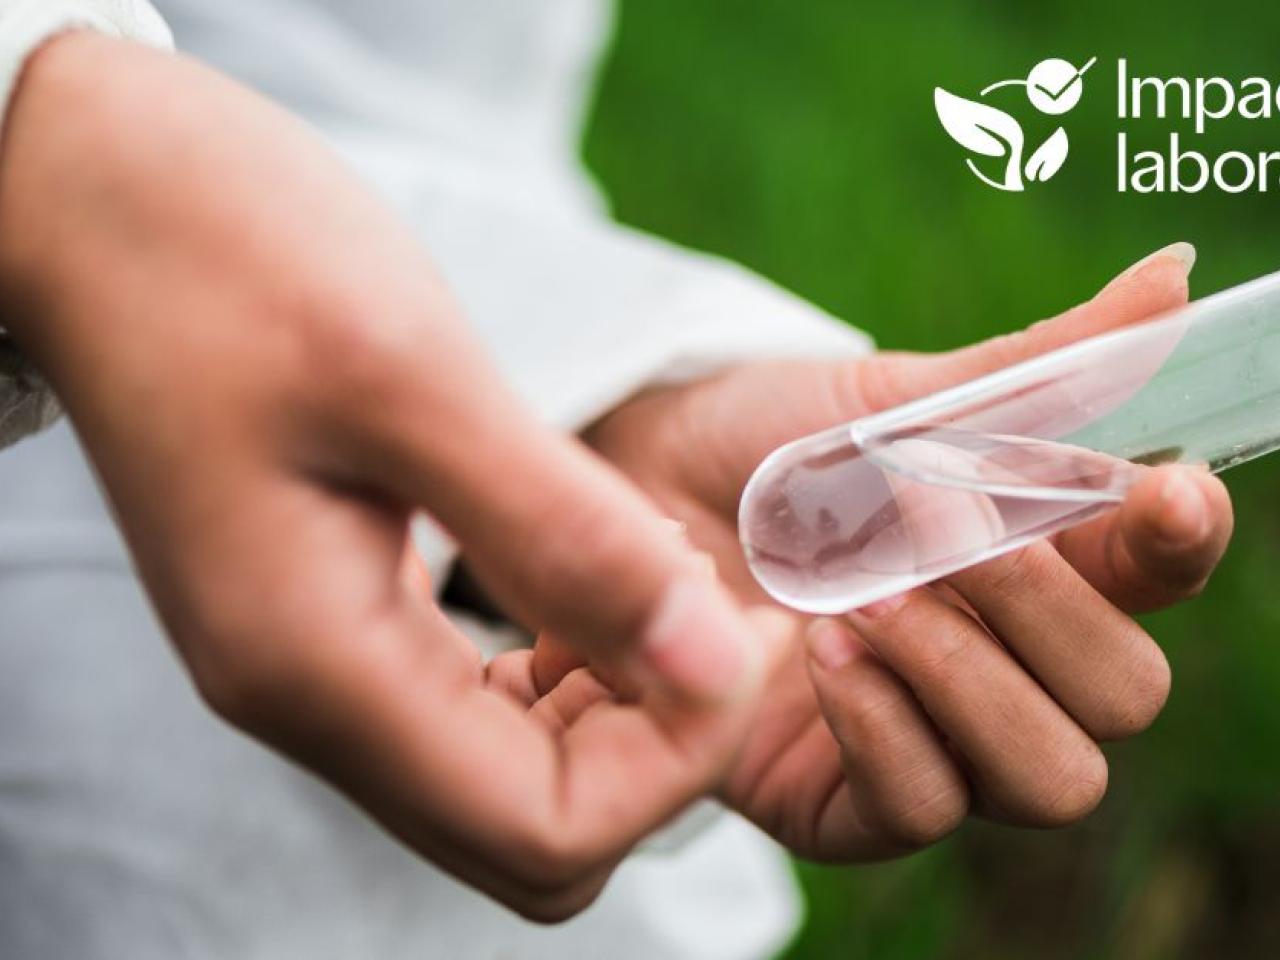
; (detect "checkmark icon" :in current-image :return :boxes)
[1036,55,1098,101]
[942,56,1091,189]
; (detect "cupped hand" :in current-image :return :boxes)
[0,34,779,918]
[566,245,1233,860]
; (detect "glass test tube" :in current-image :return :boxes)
[740,270,1280,614]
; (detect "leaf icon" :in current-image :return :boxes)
[1025,127,1069,182]
[934,87,1026,191]
[933,87,1023,158]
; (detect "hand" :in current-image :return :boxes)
[563,245,1233,859]
[0,34,775,919]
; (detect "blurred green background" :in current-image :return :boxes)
[583,2,1280,958]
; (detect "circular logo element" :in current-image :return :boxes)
[1026,57,1090,115]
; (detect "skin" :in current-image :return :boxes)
[0,33,1232,918]
[0,34,769,921]
[563,253,1233,859]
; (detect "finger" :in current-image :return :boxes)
[476,607,793,907]
[859,243,1194,410]
[341,336,761,704]
[846,588,1108,826]
[452,437,760,705]
[666,244,1198,512]
[528,538,718,697]
[180,475,770,921]
[485,649,542,706]
[1052,464,1233,612]
[529,666,615,735]
[224,583,764,923]
[529,605,795,742]
[804,619,970,855]
[945,541,1171,741]
[383,664,759,922]
[530,633,588,698]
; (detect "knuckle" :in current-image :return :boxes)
[978,542,1055,597]
[908,615,983,684]
[303,297,417,401]
[855,354,925,412]
[294,266,456,414]
[829,357,884,416]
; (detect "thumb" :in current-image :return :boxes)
[475,434,765,703]
[382,395,763,704]
[866,241,1196,410]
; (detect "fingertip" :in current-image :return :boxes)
[1126,464,1234,547]
[1091,249,1192,331]
[531,633,588,698]
[1100,242,1195,298]
[1152,466,1212,547]
[805,617,859,672]
[1116,465,1232,601]
[640,578,762,706]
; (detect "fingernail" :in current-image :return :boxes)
[1105,241,1197,291]
[853,592,908,620]
[806,618,858,671]
[642,579,759,704]
[1157,469,1210,545]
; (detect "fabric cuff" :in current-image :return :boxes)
[551,262,875,434]
[0,0,173,133]
[0,0,172,451]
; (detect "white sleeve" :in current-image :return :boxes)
[355,157,874,433]
[0,0,172,450]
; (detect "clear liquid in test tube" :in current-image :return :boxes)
[740,269,1280,614]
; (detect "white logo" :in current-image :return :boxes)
[935,56,1096,191]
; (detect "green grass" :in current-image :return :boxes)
[583,2,1280,957]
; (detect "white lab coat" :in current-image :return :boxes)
[0,1,872,957]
